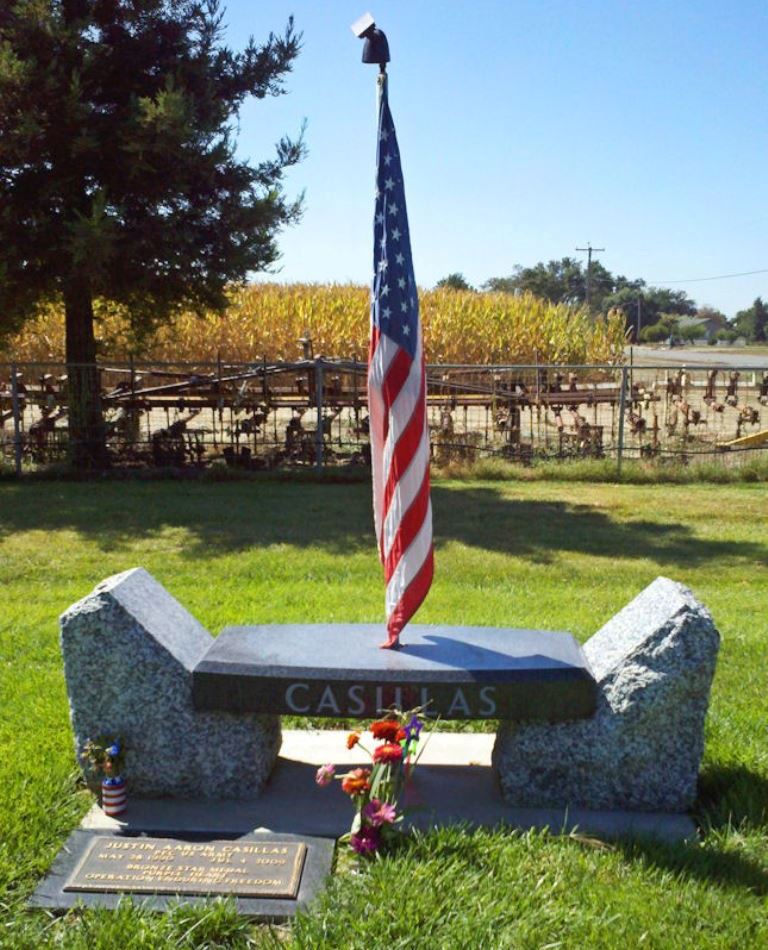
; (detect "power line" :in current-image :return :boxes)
[650,267,768,285]
[575,243,604,307]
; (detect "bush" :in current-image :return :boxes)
[639,322,670,343]
[679,323,705,343]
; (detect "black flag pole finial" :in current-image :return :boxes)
[351,12,390,73]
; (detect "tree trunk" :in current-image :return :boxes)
[64,272,108,469]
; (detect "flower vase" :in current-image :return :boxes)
[101,776,127,816]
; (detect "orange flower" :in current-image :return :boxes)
[341,768,371,796]
[370,720,400,742]
[373,742,403,764]
[347,732,361,750]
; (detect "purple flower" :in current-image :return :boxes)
[404,715,423,743]
[362,799,397,828]
[107,743,120,757]
[315,763,336,787]
[350,826,380,855]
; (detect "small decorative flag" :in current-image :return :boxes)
[367,74,433,649]
[101,776,127,817]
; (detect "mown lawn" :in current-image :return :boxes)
[1,478,766,948]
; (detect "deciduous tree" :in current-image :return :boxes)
[436,272,474,292]
[733,297,768,343]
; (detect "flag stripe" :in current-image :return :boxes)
[385,501,433,613]
[391,545,434,633]
[384,465,431,578]
[381,430,430,561]
[380,348,413,425]
[381,366,426,529]
[380,336,423,492]
[368,327,397,543]
[373,344,427,563]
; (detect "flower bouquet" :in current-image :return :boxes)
[81,736,127,816]
[315,708,428,856]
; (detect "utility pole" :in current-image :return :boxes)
[575,243,605,309]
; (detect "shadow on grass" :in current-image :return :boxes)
[0,481,765,568]
[384,818,768,897]
[696,762,768,832]
[614,763,768,896]
[616,835,768,897]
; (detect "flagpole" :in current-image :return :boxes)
[377,68,386,116]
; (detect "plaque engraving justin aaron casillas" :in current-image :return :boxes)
[63,836,307,900]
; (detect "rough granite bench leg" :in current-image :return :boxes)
[493,577,720,811]
[61,569,719,810]
[61,569,281,798]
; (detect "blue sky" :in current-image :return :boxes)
[225,1,767,317]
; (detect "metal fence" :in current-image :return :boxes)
[1,359,767,474]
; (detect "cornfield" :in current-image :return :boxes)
[0,283,627,365]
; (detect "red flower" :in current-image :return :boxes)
[373,742,403,764]
[370,720,400,742]
[346,732,361,750]
[396,728,407,741]
[341,768,371,796]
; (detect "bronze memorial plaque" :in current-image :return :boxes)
[63,836,307,899]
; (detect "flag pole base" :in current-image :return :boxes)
[379,637,402,650]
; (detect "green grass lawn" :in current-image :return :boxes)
[1,478,767,948]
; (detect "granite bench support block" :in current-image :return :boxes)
[61,568,281,799]
[493,577,721,812]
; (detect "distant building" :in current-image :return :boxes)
[676,314,728,342]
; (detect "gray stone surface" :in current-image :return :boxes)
[61,568,280,799]
[193,623,597,720]
[493,577,720,811]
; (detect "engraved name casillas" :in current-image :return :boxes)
[283,683,498,717]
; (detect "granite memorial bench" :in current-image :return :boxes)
[61,568,719,812]
[191,623,597,721]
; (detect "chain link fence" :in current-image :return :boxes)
[1,359,767,474]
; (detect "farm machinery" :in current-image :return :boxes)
[1,358,767,469]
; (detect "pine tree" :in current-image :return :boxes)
[0,0,303,466]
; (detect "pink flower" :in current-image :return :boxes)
[362,799,397,828]
[315,763,335,787]
[350,826,380,855]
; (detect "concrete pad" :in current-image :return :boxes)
[281,728,497,766]
[82,731,696,844]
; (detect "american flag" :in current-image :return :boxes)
[367,76,433,649]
